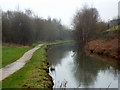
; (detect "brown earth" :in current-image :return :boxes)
[85,38,120,60]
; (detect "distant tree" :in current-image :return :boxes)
[13,11,34,45]
[96,21,107,33]
[25,9,33,17]
[42,20,59,41]
[2,10,72,45]
[2,11,12,42]
[73,6,99,46]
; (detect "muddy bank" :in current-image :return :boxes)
[85,38,120,60]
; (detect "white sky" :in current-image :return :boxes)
[0,0,119,27]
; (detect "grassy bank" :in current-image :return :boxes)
[47,40,74,45]
[2,45,53,88]
[2,46,32,68]
[2,40,72,88]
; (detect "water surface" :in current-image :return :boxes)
[47,43,119,88]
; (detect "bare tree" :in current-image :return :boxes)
[73,6,99,46]
[2,10,72,45]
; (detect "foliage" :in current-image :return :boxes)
[2,10,73,45]
[105,25,120,32]
[73,6,99,46]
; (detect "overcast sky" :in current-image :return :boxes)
[0,0,119,27]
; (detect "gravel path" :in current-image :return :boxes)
[0,44,43,81]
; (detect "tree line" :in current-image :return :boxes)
[73,6,108,47]
[2,9,73,45]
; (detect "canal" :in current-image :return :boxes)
[47,43,119,88]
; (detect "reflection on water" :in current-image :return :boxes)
[47,43,119,88]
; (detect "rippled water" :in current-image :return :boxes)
[47,43,119,88]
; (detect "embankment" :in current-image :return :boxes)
[85,38,120,60]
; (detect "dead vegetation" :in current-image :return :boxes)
[85,38,120,60]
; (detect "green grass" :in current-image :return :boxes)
[1,41,70,68]
[2,41,72,88]
[105,25,120,32]
[47,40,74,45]
[99,25,120,39]
[2,45,53,88]
[2,46,32,68]
[0,46,2,68]
[0,46,1,90]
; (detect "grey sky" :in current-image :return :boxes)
[0,0,119,27]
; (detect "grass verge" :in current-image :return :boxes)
[2,45,53,88]
[47,40,74,45]
[2,40,73,88]
[2,46,32,68]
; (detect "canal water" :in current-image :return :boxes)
[47,43,119,88]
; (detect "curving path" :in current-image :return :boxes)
[0,44,43,81]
